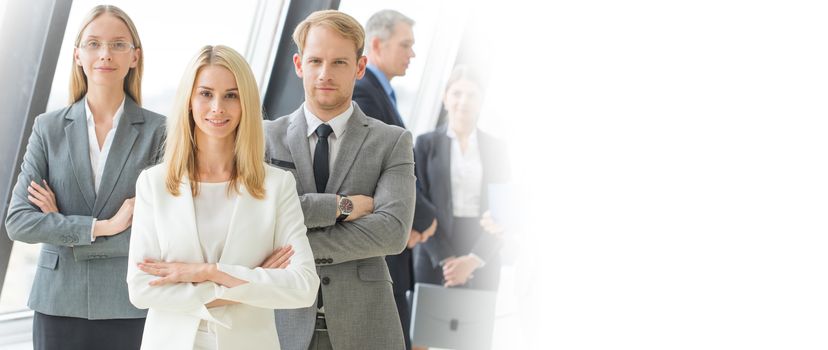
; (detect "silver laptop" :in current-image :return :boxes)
[410,283,497,350]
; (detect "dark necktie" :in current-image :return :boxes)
[313,124,333,309]
[313,124,333,194]
[389,90,397,106]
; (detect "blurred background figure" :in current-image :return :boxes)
[412,65,509,294]
[353,9,437,350]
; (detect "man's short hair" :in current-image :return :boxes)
[364,9,415,55]
[292,10,365,58]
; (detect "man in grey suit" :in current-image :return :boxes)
[264,10,415,350]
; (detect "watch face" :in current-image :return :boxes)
[340,198,354,214]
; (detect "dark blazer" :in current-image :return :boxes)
[353,68,405,127]
[413,126,510,269]
[5,97,165,319]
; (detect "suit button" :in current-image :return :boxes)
[314,259,321,264]
[321,277,330,285]
[326,258,333,264]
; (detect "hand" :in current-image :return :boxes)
[94,198,135,238]
[259,245,293,269]
[406,230,422,249]
[28,180,58,213]
[480,210,504,236]
[407,219,438,248]
[205,299,239,308]
[339,194,373,221]
[137,259,210,286]
[421,219,437,242]
[442,255,481,287]
[203,247,291,308]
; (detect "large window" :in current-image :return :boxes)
[0,1,6,30]
[0,0,283,314]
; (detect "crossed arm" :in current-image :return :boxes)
[297,130,416,264]
[5,119,107,248]
[127,173,319,318]
[135,245,294,308]
[6,117,165,261]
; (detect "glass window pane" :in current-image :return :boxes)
[0,243,39,313]
[0,1,7,30]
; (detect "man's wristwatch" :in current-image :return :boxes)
[337,195,353,222]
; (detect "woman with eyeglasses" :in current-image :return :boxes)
[5,5,163,349]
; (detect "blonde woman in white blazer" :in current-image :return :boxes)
[127,45,319,350]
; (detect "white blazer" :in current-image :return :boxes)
[127,164,319,350]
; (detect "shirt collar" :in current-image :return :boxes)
[366,63,395,99]
[446,126,479,144]
[304,102,355,138]
[85,96,125,129]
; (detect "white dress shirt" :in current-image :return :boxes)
[85,98,125,241]
[447,127,483,218]
[303,102,355,169]
[304,102,354,313]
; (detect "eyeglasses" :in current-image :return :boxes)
[77,40,135,53]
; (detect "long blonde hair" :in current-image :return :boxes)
[69,5,143,105]
[165,45,265,199]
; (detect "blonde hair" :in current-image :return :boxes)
[69,5,143,105]
[165,45,265,199]
[292,10,365,58]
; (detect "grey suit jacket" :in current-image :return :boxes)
[264,104,415,350]
[5,97,165,319]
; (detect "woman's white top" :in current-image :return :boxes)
[193,181,237,349]
[447,128,484,217]
[193,182,236,262]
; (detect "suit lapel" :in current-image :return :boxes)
[326,106,369,193]
[479,131,499,210]
[434,128,453,213]
[93,97,143,217]
[477,130,508,210]
[218,185,248,264]
[64,100,96,212]
[366,70,405,128]
[286,109,315,194]
[168,178,205,262]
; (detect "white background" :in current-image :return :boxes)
[502,0,828,348]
